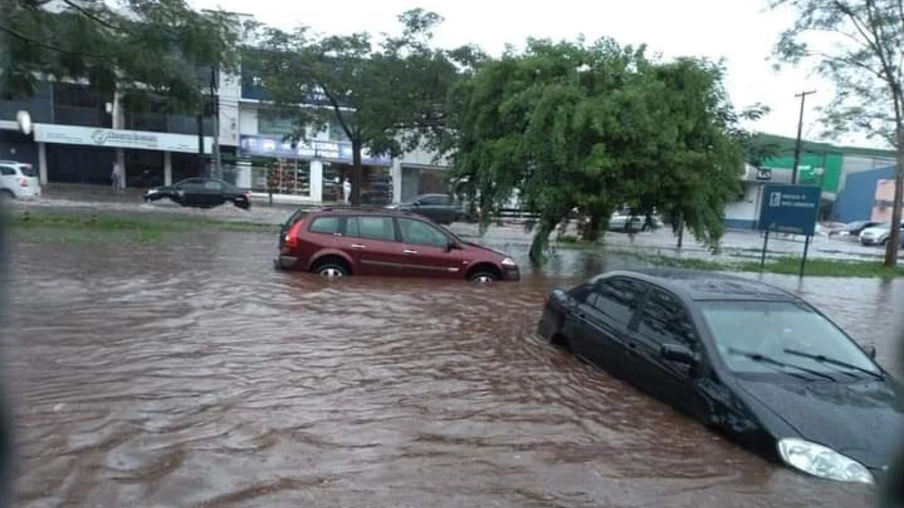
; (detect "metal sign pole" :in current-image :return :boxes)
[760,228,770,272]
[800,234,811,278]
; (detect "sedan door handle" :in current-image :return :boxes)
[350,244,366,250]
[403,249,418,255]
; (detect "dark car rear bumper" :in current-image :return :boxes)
[273,255,299,270]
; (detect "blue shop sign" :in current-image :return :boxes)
[758,184,821,236]
[239,135,392,166]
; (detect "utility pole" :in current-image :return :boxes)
[197,112,205,176]
[210,66,222,180]
[792,90,816,184]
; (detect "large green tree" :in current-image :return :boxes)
[773,0,904,267]
[0,0,244,112]
[448,38,748,265]
[249,9,473,205]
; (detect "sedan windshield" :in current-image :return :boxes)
[700,301,881,378]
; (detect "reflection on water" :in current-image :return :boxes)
[5,230,899,507]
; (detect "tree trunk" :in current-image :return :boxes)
[885,128,904,267]
[529,216,556,267]
[351,139,363,207]
[579,214,603,242]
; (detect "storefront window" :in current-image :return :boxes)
[322,163,392,204]
[329,122,350,142]
[251,158,311,196]
[258,110,298,136]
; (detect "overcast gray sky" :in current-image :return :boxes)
[191,0,877,148]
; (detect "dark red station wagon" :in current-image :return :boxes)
[274,207,520,282]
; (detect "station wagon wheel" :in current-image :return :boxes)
[470,271,498,283]
[316,264,348,279]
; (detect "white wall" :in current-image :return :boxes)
[239,106,258,135]
[218,72,241,147]
[397,144,450,168]
[724,182,762,223]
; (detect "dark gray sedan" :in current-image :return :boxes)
[384,194,461,225]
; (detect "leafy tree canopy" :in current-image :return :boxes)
[0,0,245,112]
[772,0,904,267]
[248,9,479,205]
[447,38,749,265]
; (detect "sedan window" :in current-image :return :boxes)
[591,278,645,326]
[0,166,15,176]
[701,301,881,377]
[203,180,223,191]
[420,195,448,205]
[398,218,448,247]
[638,290,698,349]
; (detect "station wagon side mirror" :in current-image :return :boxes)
[660,343,697,365]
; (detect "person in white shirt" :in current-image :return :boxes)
[111,161,123,190]
[342,177,352,204]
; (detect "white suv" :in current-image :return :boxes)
[0,160,41,199]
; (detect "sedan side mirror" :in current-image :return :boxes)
[865,345,877,359]
[446,240,460,252]
[660,343,697,365]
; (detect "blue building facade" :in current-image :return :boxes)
[833,166,897,223]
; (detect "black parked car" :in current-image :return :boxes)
[143,177,250,210]
[538,269,903,485]
[385,193,461,225]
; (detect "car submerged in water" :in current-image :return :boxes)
[537,268,903,485]
[274,207,520,282]
[143,177,251,210]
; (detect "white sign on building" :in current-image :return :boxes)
[33,124,213,153]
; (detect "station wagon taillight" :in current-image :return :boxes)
[19,177,28,187]
[284,221,303,249]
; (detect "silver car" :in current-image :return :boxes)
[859,222,904,247]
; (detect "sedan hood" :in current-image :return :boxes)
[861,226,889,238]
[738,378,904,470]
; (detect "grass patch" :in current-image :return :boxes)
[608,248,904,278]
[737,256,904,278]
[7,210,279,244]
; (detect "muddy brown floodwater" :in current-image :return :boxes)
[4,229,903,507]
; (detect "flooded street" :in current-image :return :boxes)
[4,227,902,507]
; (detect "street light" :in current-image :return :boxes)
[16,110,31,136]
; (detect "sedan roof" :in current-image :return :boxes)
[596,268,799,302]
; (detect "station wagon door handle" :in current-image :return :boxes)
[350,244,366,250]
[403,249,418,255]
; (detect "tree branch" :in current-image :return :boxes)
[317,81,356,141]
[814,51,887,81]
[0,22,107,58]
[60,0,120,31]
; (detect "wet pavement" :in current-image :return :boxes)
[3,219,903,506]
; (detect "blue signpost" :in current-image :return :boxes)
[758,184,822,277]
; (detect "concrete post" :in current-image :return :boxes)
[37,142,47,186]
[112,89,126,188]
[310,160,323,203]
[164,151,172,186]
[116,149,126,188]
[391,159,402,204]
